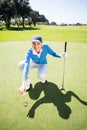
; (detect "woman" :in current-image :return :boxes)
[18,35,67,95]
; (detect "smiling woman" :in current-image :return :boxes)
[32,42,42,54]
[18,35,67,95]
[32,35,43,54]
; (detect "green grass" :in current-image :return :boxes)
[0,25,87,130]
[0,25,87,43]
[0,40,87,130]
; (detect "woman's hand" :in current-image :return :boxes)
[62,52,67,58]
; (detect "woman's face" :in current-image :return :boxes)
[32,42,42,54]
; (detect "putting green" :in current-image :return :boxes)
[0,41,87,130]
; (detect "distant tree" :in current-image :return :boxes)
[14,0,32,28]
[50,21,57,25]
[60,23,68,26]
[75,22,82,26]
[0,0,16,28]
[0,0,32,28]
[39,14,49,24]
[30,10,40,26]
[0,0,49,28]
[30,11,49,26]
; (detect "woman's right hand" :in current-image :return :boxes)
[19,84,26,95]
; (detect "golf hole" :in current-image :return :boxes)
[23,102,29,107]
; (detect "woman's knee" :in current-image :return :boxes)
[18,60,25,71]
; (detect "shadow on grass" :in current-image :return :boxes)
[3,26,40,31]
[27,81,87,119]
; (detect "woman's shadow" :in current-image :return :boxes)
[27,81,87,119]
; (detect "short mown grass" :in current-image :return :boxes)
[0,25,87,130]
[0,25,87,43]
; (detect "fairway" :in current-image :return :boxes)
[0,25,87,43]
[0,40,87,130]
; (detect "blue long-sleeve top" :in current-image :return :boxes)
[22,44,61,80]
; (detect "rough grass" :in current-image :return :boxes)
[0,41,87,130]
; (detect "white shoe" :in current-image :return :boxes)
[41,79,46,83]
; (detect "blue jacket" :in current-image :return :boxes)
[22,44,61,80]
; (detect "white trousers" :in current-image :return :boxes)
[18,59,48,83]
